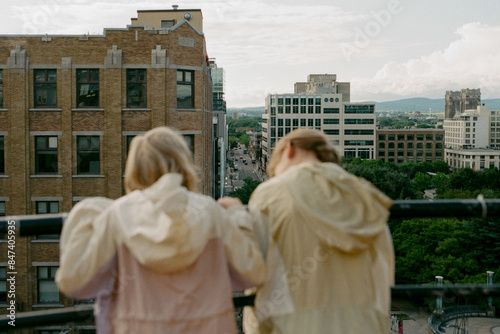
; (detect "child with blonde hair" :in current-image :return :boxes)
[56,126,265,333]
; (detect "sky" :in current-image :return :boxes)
[1,0,500,108]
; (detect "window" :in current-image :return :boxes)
[315,119,321,127]
[177,70,195,109]
[126,135,136,154]
[278,119,283,126]
[407,142,414,149]
[300,119,306,127]
[293,119,298,127]
[182,134,194,154]
[285,106,291,114]
[308,119,313,127]
[286,119,291,127]
[324,129,339,135]
[278,106,283,114]
[35,136,58,174]
[344,129,374,135]
[308,106,314,114]
[426,134,433,140]
[417,142,423,149]
[417,134,424,140]
[378,134,386,140]
[388,142,395,148]
[0,136,3,174]
[0,70,3,107]
[34,69,57,107]
[324,108,339,114]
[127,69,147,108]
[161,20,175,28]
[36,202,59,240]
[436,134,443,141]
[76,69,99,107]
[345,119,374,124]
[293,106,298,114]
[379,143,385,148]
[77,136,100,174]
[37,266,59,303]
[407,134,414,141]
[398,143,404,149]
[0,202,4,217]
[300,106,306,114]
[388,134,395,140]
[398,134,405,140]
[324,119,339,125]
[344,140,374,146]
[0,267,5,303]
[344,105,374,114]
[285,98,291,105]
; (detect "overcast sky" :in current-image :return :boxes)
[1,0,500,107]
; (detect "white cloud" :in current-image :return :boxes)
[352,22,500,101]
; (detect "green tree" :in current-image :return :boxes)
[239,134,250,147]
[228,136,238,149]
[412,172,432,197]
[230,177,261,204]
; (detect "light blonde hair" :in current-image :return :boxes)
[124,126,198,193]
[268,129,340,177]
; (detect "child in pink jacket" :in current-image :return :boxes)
[56,126,265,334]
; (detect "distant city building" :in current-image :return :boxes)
[210,58,227,198]
[0,7,214,331]
[445,88,481,119]
[262,74,376,168]
[376,129,445,164]
[444,104,500,170]
[232,111,241,120]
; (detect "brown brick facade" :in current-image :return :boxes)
[376,128,445,163]
[0,14,213,330]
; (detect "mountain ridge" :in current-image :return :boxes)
[228,97,500,114]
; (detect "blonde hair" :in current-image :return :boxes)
[268,129,340,177]
[124,126,198,193]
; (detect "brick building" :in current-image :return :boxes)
[0,7,213,333]
[376,129,445,164]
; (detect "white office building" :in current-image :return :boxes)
[261,74,376,169]
[444,105,500,170]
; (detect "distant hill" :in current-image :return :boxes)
[371,98,500,112]
[227,98,500,115]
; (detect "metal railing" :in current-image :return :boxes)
[0,198,499,330]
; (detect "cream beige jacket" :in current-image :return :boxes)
[244,162,394,334]
[56,173,265,334]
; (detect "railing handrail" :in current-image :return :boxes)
[1,284,500,330]
[2,198,500,235]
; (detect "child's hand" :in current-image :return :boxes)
[217,197,243,209]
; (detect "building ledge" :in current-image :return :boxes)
[32,304,65,309]
[122,108,152,112]
[0,175,9,178]
[72,175,105,178]
[30,175,63,178]
[0,109,7,112]
[29,108,62,112]
[31,240,59,243]
[72,108,104,112]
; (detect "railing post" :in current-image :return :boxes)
[435,276,443,314]
[487,271,495,316]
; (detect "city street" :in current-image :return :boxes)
[224,144,262,195]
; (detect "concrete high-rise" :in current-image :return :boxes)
[445,88,481,119]
[261,74,375,169]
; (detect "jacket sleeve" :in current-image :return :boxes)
[55,197,119,296]
[216,204,266,290]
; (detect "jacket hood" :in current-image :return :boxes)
[112,173,213,273]
[282,162,393,253]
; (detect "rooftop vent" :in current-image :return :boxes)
[172,4,179,10]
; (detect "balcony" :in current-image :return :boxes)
[0,198,499,332]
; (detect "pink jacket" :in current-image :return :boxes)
[56,173,266,334]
